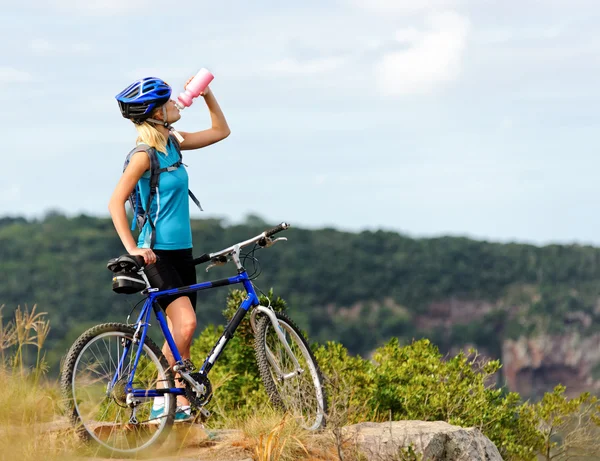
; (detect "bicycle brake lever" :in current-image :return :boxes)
[206,259,228,272]
[265,237,287,247]
[205,263,217,272]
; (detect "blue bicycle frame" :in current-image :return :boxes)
[111,269,260,399]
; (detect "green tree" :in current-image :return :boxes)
[534,385,600,460]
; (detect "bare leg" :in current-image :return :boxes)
[162,297,197,407]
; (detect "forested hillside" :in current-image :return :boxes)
[2,212,600,382]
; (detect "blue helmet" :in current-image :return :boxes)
[115,77,172,123]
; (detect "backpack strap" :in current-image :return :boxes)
[124,144,154,231]
[124,143,161,247]
[188,190,203,211]
[145,147,161,249]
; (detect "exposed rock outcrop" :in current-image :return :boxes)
[502,333,600,398]
[343,420,502,460]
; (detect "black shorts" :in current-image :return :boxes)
[143,248,197,312]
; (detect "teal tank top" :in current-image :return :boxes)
[137,139,193,250]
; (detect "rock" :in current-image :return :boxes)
[343,420,503,461]
[502,332,600,399]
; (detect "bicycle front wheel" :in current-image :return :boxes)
[254,311,327,431]
[60,323,176,457]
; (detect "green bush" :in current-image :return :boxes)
[314,337,541,460]
[533,384,600,460]
[190,322,268,422]
[190,291,600,460]
[189,289,287,421]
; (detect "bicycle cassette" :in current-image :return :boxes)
[110,377,129,407]
[184,372,213,408]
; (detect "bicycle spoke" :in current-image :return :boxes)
[97,397,113,424]
[258,314,326,431]
[88,345,110,378]
[104,336,117,378]
[69,329,174,454]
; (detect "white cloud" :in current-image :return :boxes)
[478,25,566,45]
[30,39,92,55]
[266,57,346,76]
[350,0,462,15]
[375,11,470,96]
[120,67,200,98]
[49,0,151,15]
[500,117,513,130]
[0,185,22,202]
[313,174,327,185]
[30,39,53,53]
[71,43,92,53]
[0,67,33,84]
[394,28,422,44]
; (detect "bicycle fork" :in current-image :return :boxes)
[250,306,304,380]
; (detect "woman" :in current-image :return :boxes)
[108,76,230,421]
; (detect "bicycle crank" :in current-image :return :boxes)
[183,372,213,408]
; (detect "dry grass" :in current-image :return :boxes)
[0,304,58,424]
[217,406,363,461]
[0,304,82,461]
[0,422,83,461]
[0,367,60,425]
[0,305,368,461]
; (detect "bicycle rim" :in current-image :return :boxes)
[71,330,173,455]
[260,315,326,430]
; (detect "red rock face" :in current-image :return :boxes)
[330,294,600,399]
[502,334,600,399]
[414,297,600,399]
[415,299,496,331]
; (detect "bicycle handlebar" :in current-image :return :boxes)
[192,253,211,265]
[193,222,291,267]
[265,222,290,238]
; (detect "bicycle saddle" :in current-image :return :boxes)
[107,254,145,273]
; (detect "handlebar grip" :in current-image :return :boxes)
[265,222,291,238]
[193,253,211,266]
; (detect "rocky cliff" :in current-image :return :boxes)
[414,297,600,399]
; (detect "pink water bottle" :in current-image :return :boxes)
[175,68,214,109]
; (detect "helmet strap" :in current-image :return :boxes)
[170,129,184,144]
[146,106,172,129]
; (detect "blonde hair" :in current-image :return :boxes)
[135,121,168,153]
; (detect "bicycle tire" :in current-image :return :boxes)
[254,311,327,431]
[60,323,176,457]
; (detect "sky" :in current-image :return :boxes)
[2,0,600,246]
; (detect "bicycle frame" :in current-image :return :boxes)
[111,269,260,400]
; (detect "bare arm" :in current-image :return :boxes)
[108,151,156,264]
[178,87,231,150]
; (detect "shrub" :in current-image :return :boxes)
[190,289,287,422]
[190,291,600,460]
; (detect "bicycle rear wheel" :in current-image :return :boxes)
[254,311,327,430]
[60,323,176,457]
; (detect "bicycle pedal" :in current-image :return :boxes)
[182,359,196,371]
[199,407,211,419]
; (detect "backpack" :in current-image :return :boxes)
[123,134,202,249]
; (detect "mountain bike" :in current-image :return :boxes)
[60,222,327,456]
